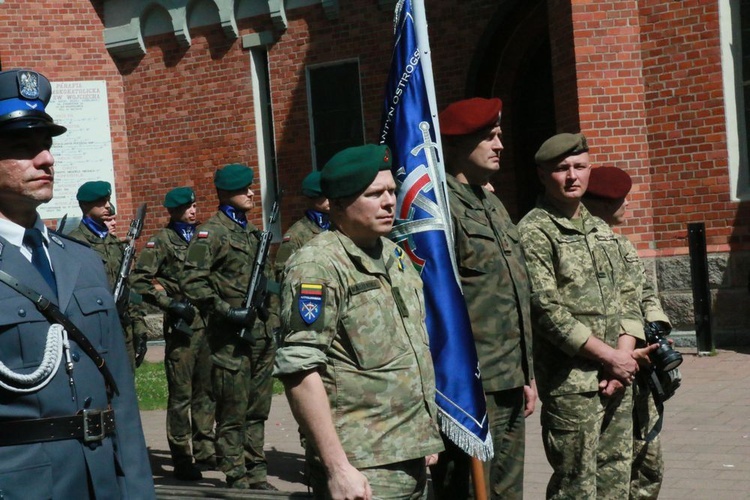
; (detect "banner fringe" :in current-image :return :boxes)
[438,410,494,461]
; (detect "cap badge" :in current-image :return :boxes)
[50,235,65,248]
[17,71,40,100]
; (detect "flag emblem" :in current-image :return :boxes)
[379,0,492,460]
[298,283,324,325]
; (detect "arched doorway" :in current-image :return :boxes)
[468,0,556,221]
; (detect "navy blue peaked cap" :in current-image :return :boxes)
[0,69,66,136]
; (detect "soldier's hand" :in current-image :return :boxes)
[134,333,148,368]
[599,377,625,397]
[225,307,257,328]
[603,347,639,385]
[327,463,371,500]
[167,300,196,324]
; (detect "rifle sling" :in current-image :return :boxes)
[0,269,120,398]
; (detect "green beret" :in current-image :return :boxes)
[163,186,196,208]
[301,171,323,198]
[76,181,112,202]
[321,144,392,199]
[214,163,254,191]
[534,133,589,164]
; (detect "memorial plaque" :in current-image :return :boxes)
[40,81,117,220]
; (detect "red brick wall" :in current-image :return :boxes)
[638,1,736,250]
[0,0,133,222]
[0,0,743,254]
[119,22,266,238]
[270,0,500,228]
[566,1,657,249]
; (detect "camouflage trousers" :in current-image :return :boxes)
[541,388,633,500]
[212,336,275,484]
[431,387,526,500]
[630,377,664,500]
[308,456,428,499]
[165,327,216,466]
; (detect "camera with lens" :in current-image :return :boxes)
[644,321,683,373]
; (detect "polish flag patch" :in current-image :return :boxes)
[198,231,209,238]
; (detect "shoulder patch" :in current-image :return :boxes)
[146,241,156,248]
[198,230,209,238]
[297,283,324,326]
[283,234,291,243]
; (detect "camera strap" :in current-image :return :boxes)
[644,371,665,442]
[0,269,119,399]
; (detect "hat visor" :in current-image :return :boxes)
[0,118,67,137]
[0,110,67,137]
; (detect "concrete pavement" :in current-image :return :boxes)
[141,345,750,499]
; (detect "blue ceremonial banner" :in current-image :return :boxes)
[379,0,493,460]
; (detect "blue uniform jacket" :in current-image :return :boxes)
[0,233,155,498]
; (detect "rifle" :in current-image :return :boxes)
[238,196,281,344]
[56,213,68,235]
[113,203,147,307]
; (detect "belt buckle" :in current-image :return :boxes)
[82,409,106,443]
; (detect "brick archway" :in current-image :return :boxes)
[467,0,555,221]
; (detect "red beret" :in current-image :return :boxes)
[439,97,502,136]
[586,166,632,200]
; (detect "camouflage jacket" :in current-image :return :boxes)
[274,215,325,281]
[518,199,643,398]
[180,211,277,370]
[274,230,443,468]
[66,222,124,290]
[130,226,207,330]
[615,233,670,326]
[446,174,533,392]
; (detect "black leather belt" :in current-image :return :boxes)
[0,409,115,446]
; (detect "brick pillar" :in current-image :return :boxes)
[549,0,656,248]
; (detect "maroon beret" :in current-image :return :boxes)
[439,97,502,136]
[586,166,632,200]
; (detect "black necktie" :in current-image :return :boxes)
[23,228,56,291]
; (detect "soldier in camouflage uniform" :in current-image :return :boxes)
[273,170,329,282]
[130,186,216,481]
[274,144,443,499]
[582,166,679,500]
[518,133,649,499]
[180,164,278,491]
[67,180,143,368]
[432,97,536,500]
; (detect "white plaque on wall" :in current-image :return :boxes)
[39,81,116,220]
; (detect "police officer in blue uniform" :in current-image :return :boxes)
[0,69,155,498]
